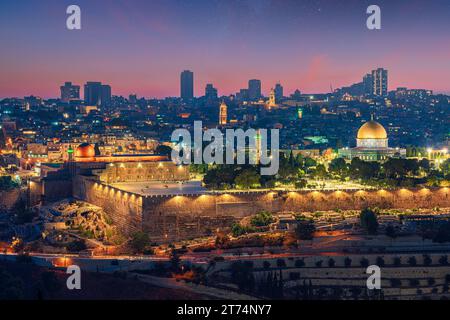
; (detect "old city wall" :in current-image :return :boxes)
[142,188,450,242]
[73,176,143,235]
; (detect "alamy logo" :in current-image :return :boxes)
[66,5,81,30]
[66,265,81,290]
[366,5,381,30]
[366,265,381,289]
[171,121,279,175]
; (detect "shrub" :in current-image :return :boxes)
[250,211,274,227]
[129,231,150,254]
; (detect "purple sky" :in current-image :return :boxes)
[1,0,449,98]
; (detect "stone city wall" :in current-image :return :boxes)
[142,187,450,242]
[73,176,143,235]
[73,182,450,242]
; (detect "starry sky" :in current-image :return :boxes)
[0,0,449,98]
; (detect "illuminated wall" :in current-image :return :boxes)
[73,182,450,242]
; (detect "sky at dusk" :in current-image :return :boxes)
[1,0,450,98]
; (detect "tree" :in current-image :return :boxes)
[329,158,348,177]
[360,208,379,235]
[129,231,150,253]
[294,219,316,240]
[230,261,255,292]
[360,258,369,268]
[385,224,397,238]
[169,249,181,273]
[295,259,305,268]
[294,179,307,189]
[441,159,450,176]
[0,175,20,191]
[328,258,336,267]
[423,254,432,266]
[311,164,328,179]
[407,256,417,266]
[439,255,449,266]
[376,257,385,267]
[344,257,352,267]
[234,169,260,189]
[12,198,35,225]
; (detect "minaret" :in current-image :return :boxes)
[219,101,227,125]
[267,88,276,108]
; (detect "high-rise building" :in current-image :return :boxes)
[363,74,373,96]
[205,84,218,100]
[372,68,388,96]
[236,89,249,101]
[248,79,261,100]
[100,84,111,106]
[180,70,194,100]
[84,82,111,106]
[274,83,283,102]
[219,101,227,125]
[60,82,80,102]
[84,82,102,105]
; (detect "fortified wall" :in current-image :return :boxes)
[142,188,450,242]
[73,176,144,235]
[73,180,450,242]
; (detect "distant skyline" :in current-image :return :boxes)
[1,0,450,98]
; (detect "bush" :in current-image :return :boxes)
[129,231,150,254]
[231,223,256,237]
[250,211,274,227]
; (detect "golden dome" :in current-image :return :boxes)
[357,121,387,139]
[75,143,95,158]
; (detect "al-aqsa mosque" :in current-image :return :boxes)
[339,116,406,161]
